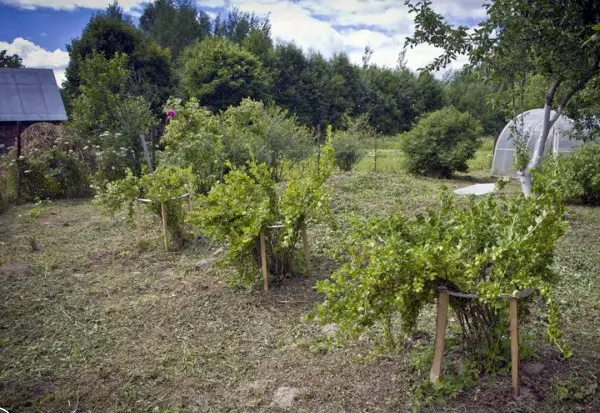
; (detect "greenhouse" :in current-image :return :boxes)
[491,109,584,177]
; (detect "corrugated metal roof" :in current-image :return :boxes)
[0,68,67,122]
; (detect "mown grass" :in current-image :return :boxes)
[1,143,598,412]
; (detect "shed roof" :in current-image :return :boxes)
[0,68,67,122]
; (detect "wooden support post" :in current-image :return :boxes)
[509,297,519,397]
[301,226,312,276]
[430,291,449,383]
[15,121,22,203]
[140,135,154,173]
[135,202,142,244]
[161,202,169,251]
[260,231,268,292]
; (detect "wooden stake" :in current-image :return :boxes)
[430,291,449,383]
[260,231,268,292]
[15,121,22,203]
[509,297,519,397]
[301,226,312,276]
[161,202,169,251]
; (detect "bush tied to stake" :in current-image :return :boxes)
[187,135,335,288]
[96,165,195,249]
[314,179,570,370]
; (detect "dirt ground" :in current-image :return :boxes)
[1,172,599,412]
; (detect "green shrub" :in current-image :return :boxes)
[9,150,92,202]
[96,165,195,249]
[400,107,483,177]
[557,143,600,205]
[313,182,570,370]
[331,116,371,171]
[161,98,314,186]
[187,136,335,288]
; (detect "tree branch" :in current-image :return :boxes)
[552,61,600,123]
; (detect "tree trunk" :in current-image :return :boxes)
[517,79,561,196]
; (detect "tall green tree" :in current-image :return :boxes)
[361,66,421,135]
[214,8,270,44]
[178,37,268,111]
[64,2,172,113]
[0,50,23,68]
[139,0,211,59]
[443,70,506,135]
[406,0,600,195]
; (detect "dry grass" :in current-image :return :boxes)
[1,145,599,412]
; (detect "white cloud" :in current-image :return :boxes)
[0,0,145,12]
[0,37,69,85]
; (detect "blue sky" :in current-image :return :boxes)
[0,0,485,86]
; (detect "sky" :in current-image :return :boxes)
[0,0,486,87]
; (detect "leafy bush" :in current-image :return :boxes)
[554,143,600,205]
[66,52,157,183]
[96,165,195,249]
[161,98,315,186]
[4,149,92,202]
[313,183,570,370]
[400,107,483,177]
[187,136,335,288]
[331,116,371,171]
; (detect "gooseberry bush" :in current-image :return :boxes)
[187,134,335,288]
[96,165,195,249]
[314,176,570,370]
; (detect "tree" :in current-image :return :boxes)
[361,66,421,135]
[66,52,156,182]
[406,0,600,195]
[0,50,23,68]
[178,37,268,111]
[64,2,172,113]
[214,8,270,44]
[443,70,506,136]
[139,0,211,59]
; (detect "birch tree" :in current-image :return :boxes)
[405,0,600,195]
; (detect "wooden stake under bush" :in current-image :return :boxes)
[430,291,449,383]
[509,297,519,397]
[301,226,312,276]
[260,231,268,292]
[161,202,169,251]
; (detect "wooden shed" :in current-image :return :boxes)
[0,68,67,200]
[0,68,67,150]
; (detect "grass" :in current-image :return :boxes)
[1,143,599,412]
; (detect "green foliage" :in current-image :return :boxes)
[331,116,372,171]
[66,52,157,183]
[178,37,268,111]
[139,0,211,59]
[8,150,92,202]
[401,107,483,177]
[537,144,600,205]
[0,49,23,68]
[187,139,335,288]
[443,70,506,136]
[161,98,314,186]
[96,165,194,248]
[64,2,173,112]
[314,184,570,369]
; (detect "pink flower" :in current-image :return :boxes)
[166,109,176,119]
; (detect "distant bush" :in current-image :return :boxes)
[401,107,483,177]
[331,116,371,171]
